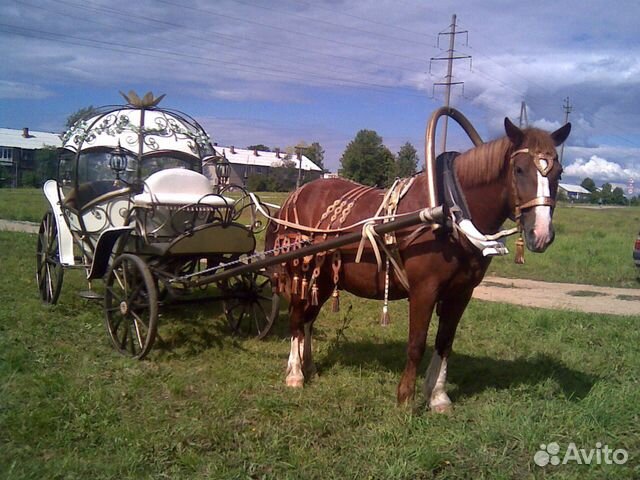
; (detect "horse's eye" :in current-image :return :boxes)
[515,166,524,176]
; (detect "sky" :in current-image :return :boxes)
[1,0,639,191]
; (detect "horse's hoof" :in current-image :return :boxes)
[286,376,304,388]
[430,402,452,414]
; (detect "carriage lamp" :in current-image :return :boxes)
[109,141,128,183]
[215,153,230,188]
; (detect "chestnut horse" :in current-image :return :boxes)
[265,118,570,411]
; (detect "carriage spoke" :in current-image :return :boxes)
[131,310,150,332]
[128,323,136,354]
[110,315,123,333]
[119,322,130,350]
[132,312,145,349]
[45,263,54,300]
[252,303,264,336]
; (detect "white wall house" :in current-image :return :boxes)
[0,127,62,187]
[207,145,323,186]
[559,183,591,201]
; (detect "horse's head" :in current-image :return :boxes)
[504,118,571,253]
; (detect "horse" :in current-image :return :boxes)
[264,117,571,412]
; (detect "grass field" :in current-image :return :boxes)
[1,223,639,478]
[2,188,639,288]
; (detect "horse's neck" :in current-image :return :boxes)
[460,180,511,234]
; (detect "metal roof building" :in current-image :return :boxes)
[0,127,62,186]
[559,183,591,200]
[209,145,322,186]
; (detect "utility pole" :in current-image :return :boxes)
[295,144,307,189]
[519,101,529,128]
[430,14,471,151]
[559,96,572,165]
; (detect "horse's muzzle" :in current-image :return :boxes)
[525,224,555,252]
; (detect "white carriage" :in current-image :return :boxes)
[36,92,279,358]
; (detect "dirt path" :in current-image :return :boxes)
[0,219,39,234]
[475,276,640,316]
[2,219,638,316]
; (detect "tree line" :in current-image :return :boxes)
[577,177,639,206]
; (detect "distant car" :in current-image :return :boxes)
[635,231,640,270]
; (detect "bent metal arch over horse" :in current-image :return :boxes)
[265,116,570,411]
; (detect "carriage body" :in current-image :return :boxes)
[36,95,278,358]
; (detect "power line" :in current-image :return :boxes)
[287,0,438,41]
[228,0,436,48]
[0,23,430,99]
[43,0,426,78]
[16,0,425,87]
[155,0,428,63]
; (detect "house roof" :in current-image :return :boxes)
[0,128,62,149]
[213,145,322,172]
[559,183,591,194]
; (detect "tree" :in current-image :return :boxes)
[611,187,626,205]
[580,177,596,193]
[340,129,394,187]
[600,183,613,204]
[395,142,419,178]
[246,144,270,152]
[65,106,99,128]
[305,142,325,172]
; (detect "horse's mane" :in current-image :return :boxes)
[454,128,557,187]
[454,137,511,187]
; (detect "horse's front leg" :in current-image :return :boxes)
[286,299,308,387]
[397,288,437,405]
[286,301,323,388]
[423,290,473,413]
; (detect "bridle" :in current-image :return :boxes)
[509,147,557,263]
[509,148,557,221]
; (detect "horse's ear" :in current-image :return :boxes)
[504,117,524,146]
[551,122,571,146]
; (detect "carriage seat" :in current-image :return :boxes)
[133,168,232,208]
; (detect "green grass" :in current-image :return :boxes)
[1,231,639,479]
[488,206,640,288]
[0,188,49,223]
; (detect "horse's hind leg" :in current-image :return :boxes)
[423,290,473,413]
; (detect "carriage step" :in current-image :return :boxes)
[78,290,104,300]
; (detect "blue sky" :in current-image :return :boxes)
[1,0,639,190]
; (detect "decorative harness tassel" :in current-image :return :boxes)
[292,273,300,295]
[514,235,525,264]
[331,287,340,313]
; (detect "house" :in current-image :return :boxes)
[207,145,323,186]
[559,183,591,201]
[0,127,62,187]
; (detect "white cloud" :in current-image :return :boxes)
[564,155,640,183]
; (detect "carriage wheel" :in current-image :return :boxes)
[104,254,158,359]
[36,211,64,304]
[222,271,279,339]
